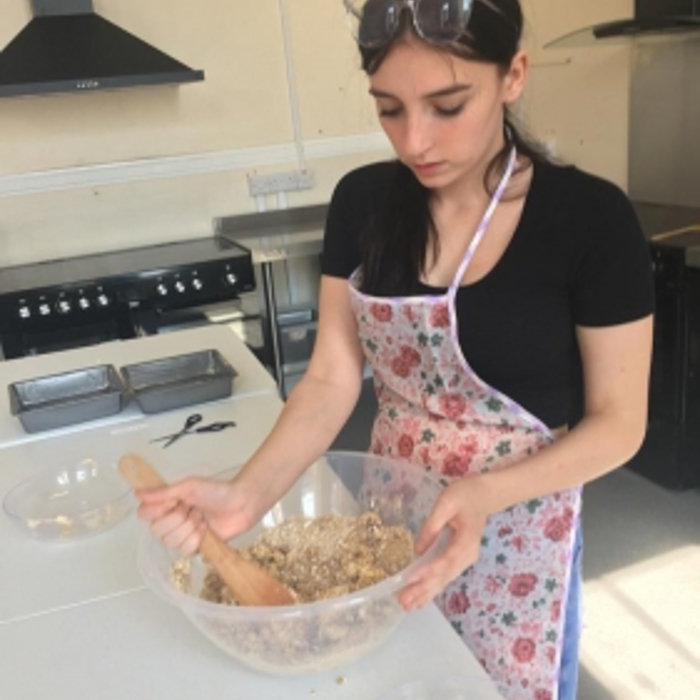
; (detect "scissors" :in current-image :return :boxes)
[150,413,237,448]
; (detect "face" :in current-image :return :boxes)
[369,36,527,191]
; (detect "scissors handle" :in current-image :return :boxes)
[149,414,230,446]
[196,421,237,433]
[184,413,203,429]
[161,413,204,448]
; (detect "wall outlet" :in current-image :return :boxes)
[247,170,315,196]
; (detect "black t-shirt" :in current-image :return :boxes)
[321,159,654,429]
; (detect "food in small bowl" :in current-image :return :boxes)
[3,458,133,541]
[138,451,449,675]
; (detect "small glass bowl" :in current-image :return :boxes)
[3,458,133,542]
[376,675,499,699]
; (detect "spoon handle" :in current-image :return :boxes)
[119,454,167,490]
[118,453,296,607]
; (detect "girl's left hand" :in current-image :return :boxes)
[399,475,490,611]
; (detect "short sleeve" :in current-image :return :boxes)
[570,184,654,327]
[320,169,368,279]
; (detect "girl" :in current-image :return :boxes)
[138,2,654,697]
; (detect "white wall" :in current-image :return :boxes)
[0,0,634,266]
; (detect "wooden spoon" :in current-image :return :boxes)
[119,452,296,607]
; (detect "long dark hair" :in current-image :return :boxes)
[357,0,551,295]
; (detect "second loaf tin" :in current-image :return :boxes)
[121,349,236,414]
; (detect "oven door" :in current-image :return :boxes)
[628,245,700,489]
[154,296,267,364]
[1,316,136,360]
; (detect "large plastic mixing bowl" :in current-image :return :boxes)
[138,451,450,675]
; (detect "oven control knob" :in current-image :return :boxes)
[192,278,203,291]
[156,284,168,297]
[97,293,110,307]
[39,303,51,316]
[174,280,186,293]
[78,297,91,310]
[18,305,31,319]
[56,299,72,314]
[225,272,238,286]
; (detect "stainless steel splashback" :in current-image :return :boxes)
[629,39,700,207]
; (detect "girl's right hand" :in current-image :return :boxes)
[135,476,259,556]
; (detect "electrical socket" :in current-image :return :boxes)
[247,170,315,196]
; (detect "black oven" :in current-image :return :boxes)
[628,229,700,489]
[0,236,255,360]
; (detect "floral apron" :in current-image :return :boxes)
[348,150,582,700]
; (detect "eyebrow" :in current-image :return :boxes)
[369,84,472,99]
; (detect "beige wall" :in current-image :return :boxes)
[522,0,633,183]
[0,0,634,266]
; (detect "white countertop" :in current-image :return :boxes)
[0,324,278,447]
[0,593,501,700]
[0,326,503,699]
[0,392,282,625]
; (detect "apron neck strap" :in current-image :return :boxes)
[448,147,518,297]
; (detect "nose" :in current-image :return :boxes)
[400,112,433,160]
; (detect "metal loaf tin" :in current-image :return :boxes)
[121,349,237,414]
[9,365,126,433]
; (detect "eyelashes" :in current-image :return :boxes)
[435,104,465,117]
[378,104,466,119]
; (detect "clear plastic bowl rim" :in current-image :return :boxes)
[2,460,132,525]
[137,454,452,617]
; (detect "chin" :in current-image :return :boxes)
[413,169,458,190]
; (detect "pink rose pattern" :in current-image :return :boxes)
[397,434,415,458]
[369,303,393,323]
[429,303,451,328]
[509,574,539,598]
[350,285,582,700]
[447,589,471,615]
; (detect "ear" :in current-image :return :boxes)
[502,50,528,105]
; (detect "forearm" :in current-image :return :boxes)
[236,371,362,508]
[477,410,647,515]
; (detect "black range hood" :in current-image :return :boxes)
[546,0,700,49]
[0,0,204,98]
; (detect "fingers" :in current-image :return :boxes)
[152,505,207,556]
[414,519,440,557]
[132,477,228,556]
[399,559,450,611]
[137,499,178,523]
[398,579,428,611]
[179,521,208,557]
[414,494,454,555]
[135,478,197,506]
[401,527,480,612]
[133,476,234,556]
[135,478,202,523]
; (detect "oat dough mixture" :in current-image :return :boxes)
[201,512,414,605]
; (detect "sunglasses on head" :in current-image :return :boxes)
[344,0,503,49]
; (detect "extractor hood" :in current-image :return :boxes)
[546,0,700,50]
[0,0,204,98]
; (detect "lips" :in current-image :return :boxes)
[413,161,445,176]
